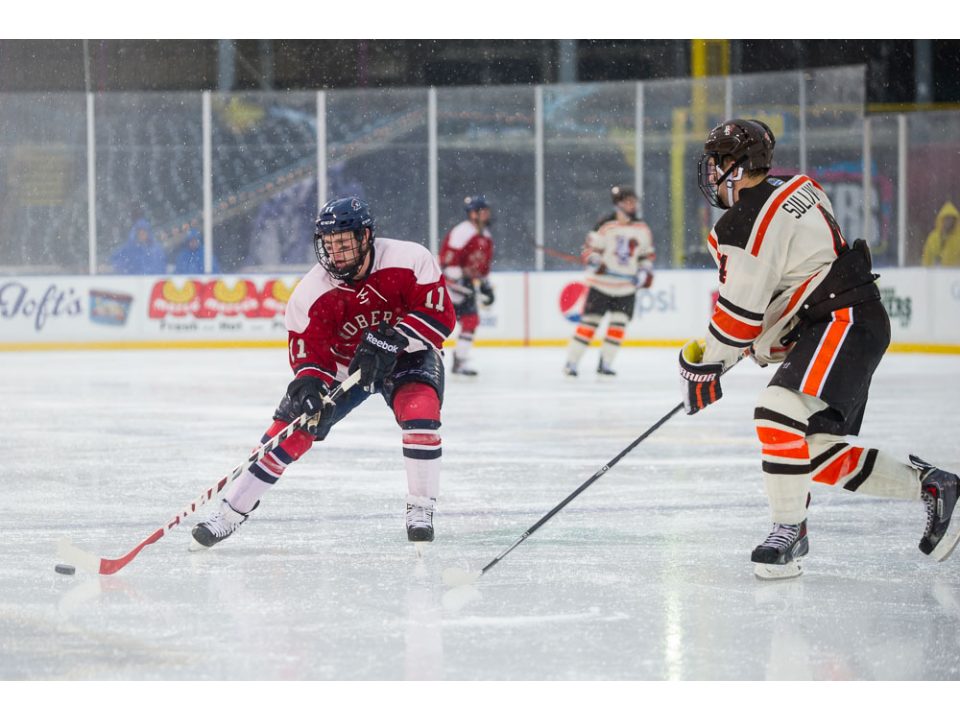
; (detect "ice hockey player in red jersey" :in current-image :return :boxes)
[563,185,655,377]
[439,194,495,376]
[191,197,455,548]
[679,118,960,579]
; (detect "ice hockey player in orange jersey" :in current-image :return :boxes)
[679,119,960,579]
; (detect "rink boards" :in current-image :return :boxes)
[1,268,958,352]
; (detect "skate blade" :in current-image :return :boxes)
[754,560,803,580]
[413,542,426,559]
[188,537,211,552]
[931,527,960,562]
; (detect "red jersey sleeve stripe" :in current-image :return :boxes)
[407,310,452,339]
[749,176,809,257]
[398,317,445,348]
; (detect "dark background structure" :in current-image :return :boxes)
[1,40,957,108]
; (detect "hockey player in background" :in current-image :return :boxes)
[439,194,495,376]
[679,118,960,579]
[191,197,455,548]
[563,185,655,377]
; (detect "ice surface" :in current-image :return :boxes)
[2,346,960,681]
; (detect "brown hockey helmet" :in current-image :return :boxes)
[698,119,776,208]
[610,185,637,204]
[704,119,776,172]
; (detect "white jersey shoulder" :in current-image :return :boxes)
[446,220,488,251]
[372,237,442,285]
[285,263,336,334]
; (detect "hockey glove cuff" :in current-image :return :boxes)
[286,376,336,439]
[478,279,495,306]
[678,339,723,415]
[348,321,410,393]
[635,268,654,289]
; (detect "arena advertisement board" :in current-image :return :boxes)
[2,269,958,350]
[0,275,299,346]
[526,270,716,344]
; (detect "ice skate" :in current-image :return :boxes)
[190,500,257,550]
[751,520,808,579]
[406,496,436,543]
[563,362,578,377]
[912,455,960,561]
[597,361,616,376]
[451,356,478,377]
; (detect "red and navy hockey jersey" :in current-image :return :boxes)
[284,237,456,386]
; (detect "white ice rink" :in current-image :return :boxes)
[3,346,960,682]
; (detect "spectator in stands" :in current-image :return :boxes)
[922,201,960,267]
[110,218,168,274]
[173,229,219,274]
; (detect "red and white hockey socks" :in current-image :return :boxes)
[226,423,315,514]
[393,384,442,502]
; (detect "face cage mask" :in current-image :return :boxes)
[314,230,370,281]
[698,153,746,209]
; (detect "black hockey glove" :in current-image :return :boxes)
[286,376,336,439]
[348,321,410,393]
[678,340,723,415]
[478,279,495,306]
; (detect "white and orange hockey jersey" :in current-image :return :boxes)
[583,212,655,297]
[704,174,851,368]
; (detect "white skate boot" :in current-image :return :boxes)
[190,499,257,550]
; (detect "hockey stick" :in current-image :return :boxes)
[442,357,741,587]
[534,244,583,265]
[57,370,363,575]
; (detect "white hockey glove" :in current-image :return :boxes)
[678,339,723,415]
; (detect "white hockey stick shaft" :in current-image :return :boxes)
[58,370,362,575]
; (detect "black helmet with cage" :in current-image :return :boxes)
[698,119,776,209]
[313,197,376,281]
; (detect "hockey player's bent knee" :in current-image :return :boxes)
[392,383,441,426]
[753,385,829,442]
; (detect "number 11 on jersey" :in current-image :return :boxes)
[425,287,446,312]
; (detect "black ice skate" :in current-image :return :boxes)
[912,455,960,561]
[406,496,436,542]
[751,520,808,580]
[452,356,478,376]
[190,499,257,550]
[597,361,616,376]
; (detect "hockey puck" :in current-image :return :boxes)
[54,564,76,575]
